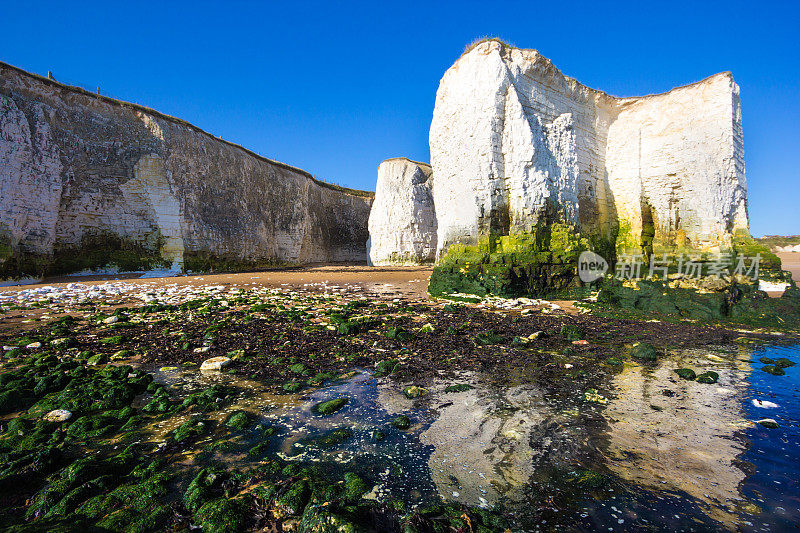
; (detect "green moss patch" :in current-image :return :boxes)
[429,225,589,298]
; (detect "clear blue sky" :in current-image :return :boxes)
[1,1,797,236]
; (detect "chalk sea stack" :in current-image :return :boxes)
[382,39,775,297]
[367,158,436,265]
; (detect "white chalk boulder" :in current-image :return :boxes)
[200,356,231,371]
[43,409,72,423]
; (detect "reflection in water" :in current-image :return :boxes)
[417,381,547,506]
[740,344,800,531]
[604,347,752,527]
[132,342,800,531]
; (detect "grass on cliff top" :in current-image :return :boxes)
[461,36,517,57]
[756,235,800,249]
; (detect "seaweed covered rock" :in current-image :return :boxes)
[312,398,348,416]
[596,278,800,328]
[402,386,428,399]
[194,498,245,533]
[429,226,589,298]
[299,504,357,532]
[762,365,785,376]
[224,410,251,430]
[630,343,659,362]
[675,368,697,380]
[390,415,411,430]
[696,371,720,384]
[275,479,310,517]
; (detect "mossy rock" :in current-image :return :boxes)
[402,386,428,399]
[696,371,719,384]
[171,418,209,442]
[49,337,75,349]
[300,428,353,450]
[774,358,796,368]
[299,504,357,533]
[86,353,108,366]
[759,356,775,364]
[674,368,696,380]
[343,472,368,501]
[111,349,133,361]
[762,365,785,376]
[99,335,125,345]
[184,468,226,513]
[390,415,411,430]
[180,385,229,412]
[65,414,119,440]
[385,326,413,341]
[312,398,348,416]
[276,479,310,517]
[224,410,251,430]
[374,359,399,377]
[194,498,245,533]
[444,384,473,393]
[142,396,171,414]
[630,343,659,361]
[289,363,307,374]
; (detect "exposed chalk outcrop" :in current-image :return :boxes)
[0,61,373,279]
[429,40,748,257]
[367,158,436,265]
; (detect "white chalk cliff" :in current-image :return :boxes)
[429,40,748,256]
[368,158,436,265]
[0,61,373,279]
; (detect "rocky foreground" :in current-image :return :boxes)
[0,278,797,532]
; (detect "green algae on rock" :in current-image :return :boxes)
[596,277,800,330]
[630,342,659,362]
[224,410,251,430]
[402,385,428,399]
[675,368,697,380]
[374,359,399,377]
[194,498,245,533]
[762,365,785,376]
[444,383,473,393]
[428,225,589,298]
[312,398,349,416]
[390,415,411,429]
[171,418,210,442]
[696,371,720,384]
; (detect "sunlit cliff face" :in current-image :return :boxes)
[430,40,748,256]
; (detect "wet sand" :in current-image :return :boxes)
[2,253,796,301]
[778,252,800,283]
[0,265,435,301]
